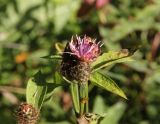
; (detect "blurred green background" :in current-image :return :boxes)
[0,0,160,124]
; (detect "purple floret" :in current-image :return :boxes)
[69,35,101,63]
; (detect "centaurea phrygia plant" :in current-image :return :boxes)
[60,36,102,122]
[24,35,136,124]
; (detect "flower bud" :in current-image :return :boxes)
[15,103,39,124]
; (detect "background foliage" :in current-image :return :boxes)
[0,0,160,123]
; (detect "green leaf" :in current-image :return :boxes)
[90,72,127,99]
[44,83,59,102]
[41,54,62,60]
[55,42,65,53]
[92,49,136,72]
[27,71,64,109]
[70,82,80,114]
[53,72,66,85]
[79,83,88,114]
[93,96,106,115]
[100,102,126,124]
[26,71,47,109]
[44,72,67,102]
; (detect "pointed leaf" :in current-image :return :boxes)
[44,72,67,101]
[44,83,60,102]
[26,71,47,109]
[41,54,62,60]
[90,72,127,99]
[91,49,136,72]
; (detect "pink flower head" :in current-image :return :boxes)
[68,35,101,63]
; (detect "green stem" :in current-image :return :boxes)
[70,81,89,120]
[70,83,80,115]
[79,83,88,116]
[85,83,88,113]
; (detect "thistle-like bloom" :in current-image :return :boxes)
[61,35,101,83]
[68,35,101,63]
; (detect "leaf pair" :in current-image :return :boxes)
[42,48,136,99]
[26,71,63,109]
[89,48,137,99]
[28,48,136,110]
